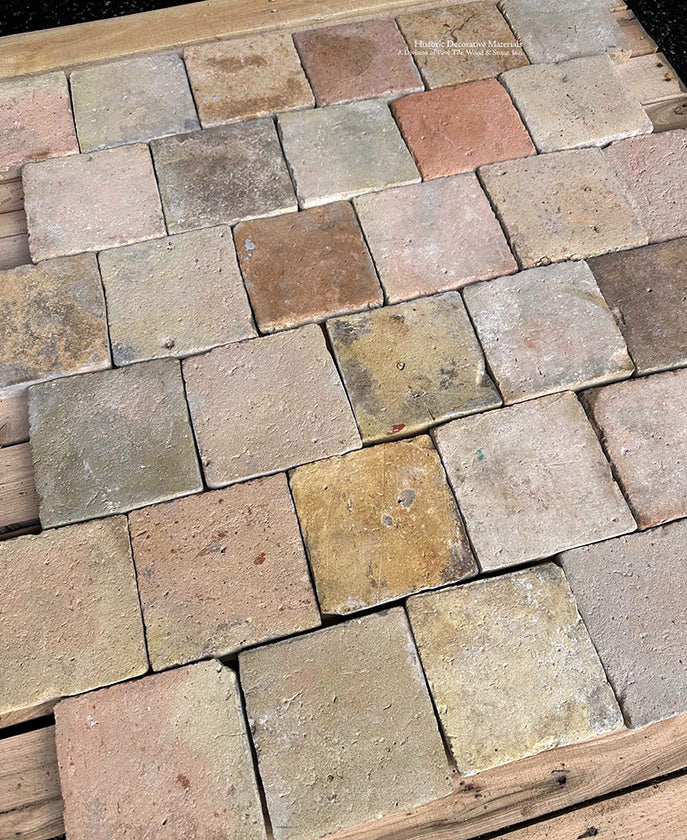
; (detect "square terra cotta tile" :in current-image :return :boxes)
[392,80,534,179]
[55,662,267,840]
[99,226,256,364]
[407,563,623,775]
[479,148,648,267]
[289,436,477,614]
[463,260,634,403]
[182,325,361,487]
[70,53,200,152]
[293,19,422,106]
[129,474,320,670]
[327,291,501,443]
[354,174,516,303]
[23,144,166,261]
[278,99,419,207]
[28,359,202,528]
[239,609,451,840]
[234,201,382,333]
[433,391,636,570]
[151,120,297,233]
[185,32,314,126]
[396,2,528,88]
[0,516,147,716]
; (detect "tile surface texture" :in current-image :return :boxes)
[560,519,687,728]
[151,120,297,233]
[354,175,516,302]
[99,226,256,364]
[185,32,314,126]
[396,2,528,87]
[479,148,648,267]
[433,391,636,570]
[0,254,110,395]
[501,55,651,152]
[327,291,501,442]
[234,202,382,333]
[55,661,266,840]
[29,359,202,528]
[278,100,419,207]
[129,474,320,670]
[294,19,422,105]
[604,129,687,242]
[289,436,476,614]
[407,564,624,774]
[583,369,687,529]
[23,144,165,261]
[463,261,634,403]
[0,71,78,176]
[0,517,147,715]
[183,325,361,487]
[588,239,687,374]
[239,609,451,840]
[70,53,199,152]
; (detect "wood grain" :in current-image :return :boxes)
[0,393,30,447]
[0,701,55,732]
[0,234,31,271]
[617,52,685,105]
[619,15,657,57]
[646,95,687,132]
[0,442,39,530]
[0,180,23,215]
[0,209,27,239]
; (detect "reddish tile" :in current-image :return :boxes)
[234,202,382,332]
[392,80,535,179]
[294,19,423,106]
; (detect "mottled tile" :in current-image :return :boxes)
[327,292,501,442]
[29,359,202,528]
[278,100,419,207]
[354,175,516,303]
[0,517,147,716]
[239,609,451,840]
[99,226,256,364]
[407,564,624,774]
[234,202,381,333]
[151,121,296,233]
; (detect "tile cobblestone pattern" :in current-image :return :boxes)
[396,2,528,88]
[70,54,200,152]
[289,436,477,614]
[0,516,147,716]
[354,174,517,302]
[588,239,687,374]
[99,226,256,364]
[234,202,382,333]
[183,325,361,487]
[239,609,451,840]
[433,392,636,570]
[23,143,166,260]
[501,55,652,152]
[293,19,423,106]
[604,129,687,243]
[392,80,535,178]
[0,254,110,395]
[185,32,314,127]
[55,661,267,840]
[479,149,648,267]
[407,564,624,775]
[29,359,202,528]
[0,71,78,176]
[278,99,420,207]
[583,369,687,529]
[129,473,320,670]
[151,120,297,233]
[463,261,634,403]
[560,519,687,729]
[327,291,501,442]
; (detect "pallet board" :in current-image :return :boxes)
[0,442,40,531]
[0,393,30,447]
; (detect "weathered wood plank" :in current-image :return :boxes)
[0,209,27,239]
[646,95,687,132]
[0,797,64,840]
[0,180,23,215]
[619,15,658,57]
[0,442,39,530]
[617,52,685,105]
[0,234,31,271]
[0,727,60,813]
[0,393,29,447]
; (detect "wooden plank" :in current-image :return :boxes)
[0,701,55,731]
[330,713,687,840]
[0,180,23,215]
[0,209,27,239]
[0,393,30,447]
[0,442,39,530]
[617,53,686,105]
[0,234,31,271]
[0,798,64,840]
[496,773,687,838]
[646,95,687,132]
[619,16,658,57]
[0,727,60,812]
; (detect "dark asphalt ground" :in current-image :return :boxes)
[0,1,684,80]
